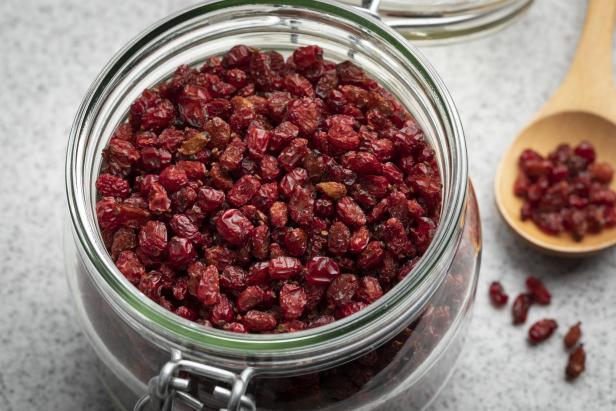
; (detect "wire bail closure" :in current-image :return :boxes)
[134,349,256,411]
[361,0,383,16]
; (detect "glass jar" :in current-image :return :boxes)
[64,1,481,410]
[342,0,533,42]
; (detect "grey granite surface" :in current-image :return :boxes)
[0,0,614,410]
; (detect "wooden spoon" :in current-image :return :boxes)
[495,0,616,257]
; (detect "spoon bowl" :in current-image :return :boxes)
[496,111,616,256]
[495,0,616,256]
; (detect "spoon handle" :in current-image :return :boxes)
[563,0,616,97]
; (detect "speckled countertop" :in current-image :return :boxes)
[1,0,615,410]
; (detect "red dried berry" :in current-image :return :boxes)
[356,276,383,303]
[357,241,384,270]
[284,73,314,97]
[293,45,323,69]
[228,175,261,207]
[348,226,370,254]
[336,196,367,227]
[216,209,254,245]
[327,274,358,307]
[269,201,288,228]
[246,123,271,159]
[278,138,308,171]
[566,345,586,379]
[167,236,196,268]
[283,228,308,257]
[138,221,167,257]
[175,306,198,321]
[196,187,225,212]
[528,319,558,344]
[148,182,171,214]
[224,322,248,333]
[237,286,266,312]
[279,283,308,320]
[220,265,247,290]
[246,261,270,285]
[327,120,360,150]
[104,138,140,175]
[512,293,532,325]
[328,221,350,255]
[242,310,277,332]
[96,174,131,198]
[269,256,302,280]
[335,301,368,319]
[564,322,582,349]
[169,214,201,242]
[305,256,340,285]
[525,276,551,305]
[189,262,220,305]
[489,281,508,307]
[574,141,596,163]
[110,228,137,260]
[259,155,281,181]
[288,187,315,226]
[115,250,145,284]
[210,294,235,326]
[158,165,188,192]
[130,90,175,132]
[287,98,323,137]
[279,168,308,198]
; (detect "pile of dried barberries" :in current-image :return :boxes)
[96,44,442,333]
[514,141,616,241]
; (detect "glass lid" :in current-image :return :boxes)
[343,0,534,43]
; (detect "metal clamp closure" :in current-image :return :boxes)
[134,349,255,411]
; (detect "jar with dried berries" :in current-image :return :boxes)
[64,2,480,410]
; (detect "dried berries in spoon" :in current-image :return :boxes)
[514,141,616,241]
[95,44,443,333]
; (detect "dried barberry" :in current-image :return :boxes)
[489,281,508,307]
[566,345,586,379]
[512,293,532,325]
[525,276,551,305]
[528,319,558,344]
[564,322,582,349]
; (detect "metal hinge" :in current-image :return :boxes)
[134,349,256,411]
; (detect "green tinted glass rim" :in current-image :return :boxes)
[66,0,467,353]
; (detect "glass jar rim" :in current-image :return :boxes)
[65,0,468,366]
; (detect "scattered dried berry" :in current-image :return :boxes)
[564,322,582,349]
[528,319,558,344]
[489,281,508,307]
[512,293,532,325]
[566,345,586,380]
[525,276,551,305]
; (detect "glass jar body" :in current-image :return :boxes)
[64,2,478,410]
[64,184,480,411]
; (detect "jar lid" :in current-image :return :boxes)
[343,0,533,43]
